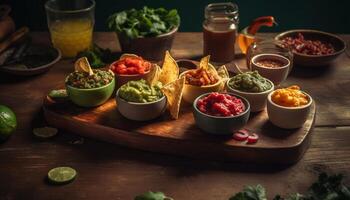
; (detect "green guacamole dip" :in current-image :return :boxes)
[228,71,272,93]
[119,79,163,103]
[66,70,114,89]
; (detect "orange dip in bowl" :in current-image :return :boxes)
[271,85,309,107]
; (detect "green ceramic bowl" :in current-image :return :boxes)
[193,92,250,135]
[65,77,115,107]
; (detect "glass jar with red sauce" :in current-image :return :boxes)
[203,2,239,63]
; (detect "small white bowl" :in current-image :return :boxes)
[226,79,274,112]
[267,90,313,129]
[116,89,167,121]
[250,53,291,85]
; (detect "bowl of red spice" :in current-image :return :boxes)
[275,29,346,66]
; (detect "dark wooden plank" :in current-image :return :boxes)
[43,95,316,164]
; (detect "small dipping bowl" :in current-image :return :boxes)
[66,76,115,107]
[226,78,274,112]
[267,90,313,129]
[109,60,152,90]
[116,88,167,121]
[179,63,225,103]
[193,92,250,135]
[251,53,291,85]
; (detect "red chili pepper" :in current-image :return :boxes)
[247,16,277,35]
[233,130,249,141]
[247,133,259,144]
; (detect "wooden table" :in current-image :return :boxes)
[0,32,349,200]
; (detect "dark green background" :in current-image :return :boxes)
[5,0,350,33]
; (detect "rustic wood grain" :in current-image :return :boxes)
[0,32,349,200]
[43,94,316,164]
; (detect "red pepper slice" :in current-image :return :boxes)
[247,133,259,144]
[247,16,277,35]
[233,130,249,141]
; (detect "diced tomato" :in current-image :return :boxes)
[196,93,245,117]
[110,56,151,75]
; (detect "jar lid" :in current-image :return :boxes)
[205,2,239,22]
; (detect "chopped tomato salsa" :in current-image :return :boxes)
[197,92,246,117]
[110,56,151,75]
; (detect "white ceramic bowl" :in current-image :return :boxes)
[267,90,313,129]
[116,89,167,121]
[226,79,274,112]
[250,53,291,85]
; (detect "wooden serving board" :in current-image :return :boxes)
[43,92,316,164]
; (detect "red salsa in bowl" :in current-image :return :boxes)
[196,92,246,117]
[110,55,151,75]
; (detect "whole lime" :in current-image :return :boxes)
[0,105,17,140]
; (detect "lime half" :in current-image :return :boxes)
[33,127,58,138]
[48,89,68,99]
[0,105,17,140]
[48,167,77,184]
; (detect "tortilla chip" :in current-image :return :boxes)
[146,64,162,86]
[74,57,93,76]
[158,51,179,85]
[216,65,230,91]
[217,65,229,79]
[120,53,139,60]
[199,55,210,70]
[161,77,185,119]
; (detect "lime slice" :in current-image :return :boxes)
[48,89,68,98]
[48,167,77,184]
[33,127,58,138]
[74,57,93,76]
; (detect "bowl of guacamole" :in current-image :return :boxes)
[65,69,115,107]
[227,71,274,112]
[116,79,167,121]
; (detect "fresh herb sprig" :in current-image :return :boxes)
[134,173,349,200]
[229,173,350,200]
[76,44,114,68]
[274,173,350,200]
[134,191,173,200]
[107,6,180,39]
[229,185,267,200]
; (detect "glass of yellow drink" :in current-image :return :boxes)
[45,0,95,58]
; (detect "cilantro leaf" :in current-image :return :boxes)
[76,44,113,68]
[229,185,267,200]
[107,7,180,39]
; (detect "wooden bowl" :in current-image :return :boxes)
[116,27,178,61]
[275,29,346,66]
